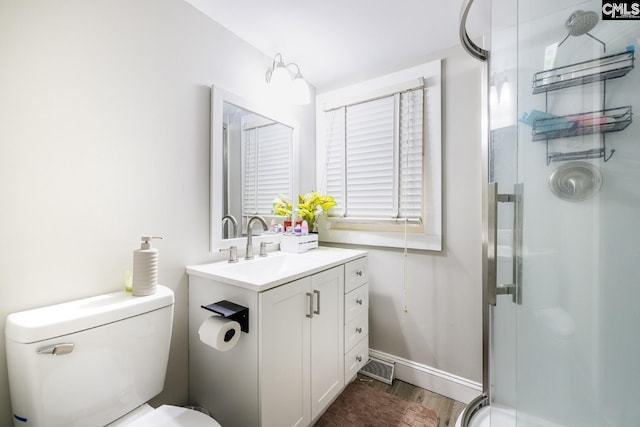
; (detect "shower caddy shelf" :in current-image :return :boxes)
[531,50,635,164]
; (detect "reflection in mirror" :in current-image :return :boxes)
[211,86,298,252]
[222,101,293,237]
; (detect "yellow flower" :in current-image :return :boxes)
[272,195,293,217]
[298,192,336,227]
[272,192,336,229]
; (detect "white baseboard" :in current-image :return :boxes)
[368,349,482,404]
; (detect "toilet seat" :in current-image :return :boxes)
[111,404,221,427]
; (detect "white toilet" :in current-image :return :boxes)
[5,285,221,427]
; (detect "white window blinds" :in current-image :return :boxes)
[324,107,346,216]
[399,89,424,219]
[242,123,292,216]
[323,87,425,221]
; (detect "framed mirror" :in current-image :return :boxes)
[210,86,299,251]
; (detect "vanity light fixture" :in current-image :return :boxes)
[265,53,311,105]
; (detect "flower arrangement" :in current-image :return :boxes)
[273,192,336,232]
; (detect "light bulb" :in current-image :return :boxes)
[291,74,310,105]
[269,61,292,95]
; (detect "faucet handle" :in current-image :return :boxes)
[219,246,239,263]
[259,241,274,257]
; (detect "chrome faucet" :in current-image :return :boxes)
[222,214,238,238]
[245,215,269,260]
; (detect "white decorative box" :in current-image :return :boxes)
[280,233,319,253]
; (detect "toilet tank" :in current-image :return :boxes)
[5,285,174,427]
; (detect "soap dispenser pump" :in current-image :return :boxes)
[132,236,163,296]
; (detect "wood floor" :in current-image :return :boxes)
[354,374,467,427]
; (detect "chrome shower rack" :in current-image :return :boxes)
[531,50,635,164]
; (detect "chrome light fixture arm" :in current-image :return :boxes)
[265,53,286,83]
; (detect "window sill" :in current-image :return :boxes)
[318,217,442,251]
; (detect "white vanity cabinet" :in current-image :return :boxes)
[259,266,344,426]
[187,247,367,427]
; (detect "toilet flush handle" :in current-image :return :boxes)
[37,343,74,355]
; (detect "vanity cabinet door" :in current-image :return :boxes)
[310,266,344,420]
[259,276,312,427]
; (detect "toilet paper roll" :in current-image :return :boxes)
[198,316,241,351]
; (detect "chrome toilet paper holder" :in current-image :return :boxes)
[201,300,249,333]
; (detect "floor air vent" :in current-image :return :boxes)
[359,356,395,385]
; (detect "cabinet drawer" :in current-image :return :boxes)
[344,335,369,383]
[344,283,368,324]
[345,257,368,293]
[344,310,368,353]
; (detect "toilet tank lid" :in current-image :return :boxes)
[5,285,174,344]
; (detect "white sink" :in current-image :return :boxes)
[186,247,367,292]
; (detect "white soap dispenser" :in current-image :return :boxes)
[132,236,163,296]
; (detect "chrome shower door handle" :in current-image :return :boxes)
[513,183,524,305]
[459,0,488,61]
[486,182,498,306]
[486,182,523,306]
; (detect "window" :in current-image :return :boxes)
[316,61,442,250]
[324,88,424,221]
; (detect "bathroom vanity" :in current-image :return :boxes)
[186,247,368,427]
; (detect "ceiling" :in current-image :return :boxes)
[183,0,490,91]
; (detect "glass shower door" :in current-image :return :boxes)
[505,0,640,426]
[464,1,639,425]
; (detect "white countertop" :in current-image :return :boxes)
[186,246,367,292]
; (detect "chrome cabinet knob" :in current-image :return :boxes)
[356,298,363,305]
[356,327,363,334]
[356,270,363,277]
[356,355,363,362]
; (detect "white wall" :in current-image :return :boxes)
[319,44,484,397]
[0,1,315,424]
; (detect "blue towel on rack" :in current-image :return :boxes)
[519,110,576,132]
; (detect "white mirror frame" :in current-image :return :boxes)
[210,85,299,252]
